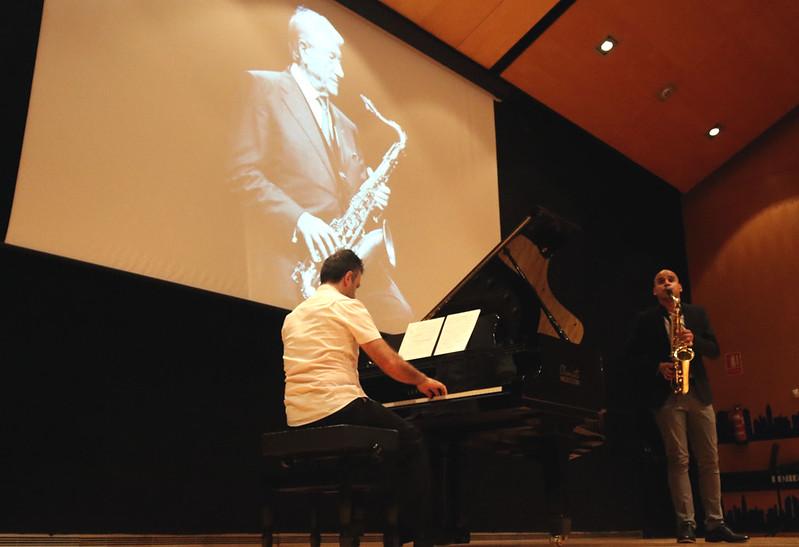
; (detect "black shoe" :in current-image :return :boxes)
[677,522,696,543]
[705,524,749,543]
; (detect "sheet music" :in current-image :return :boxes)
[433,309,481,356]
[398,317,445,361]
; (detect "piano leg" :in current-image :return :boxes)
[524,433,572,544]
[261,504,274,547]
[430,438,470,545]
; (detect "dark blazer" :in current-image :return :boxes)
[230,69,366,310]
[627,302,720,409]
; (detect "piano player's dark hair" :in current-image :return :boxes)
[320,249,364,284]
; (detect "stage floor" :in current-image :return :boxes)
[3,533,799,546]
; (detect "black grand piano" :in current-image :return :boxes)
[360,209,606,544]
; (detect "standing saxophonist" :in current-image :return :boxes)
[230,5,412,332]
[627,269,748,543]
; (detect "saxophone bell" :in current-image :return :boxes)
[674,346,695,362]
[383,220,396,267]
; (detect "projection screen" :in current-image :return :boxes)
[6,0,500,333]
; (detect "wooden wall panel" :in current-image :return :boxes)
[684,109,799,472]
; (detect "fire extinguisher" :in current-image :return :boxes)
[731,405,748,444]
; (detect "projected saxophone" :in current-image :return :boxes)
[292,94,407,300]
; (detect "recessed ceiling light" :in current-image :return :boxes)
[708,125,722,138]
[596,36,617,55]
[658,84,676,102]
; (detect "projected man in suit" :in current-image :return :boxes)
[627,269,748,544]
[230,6,412,333]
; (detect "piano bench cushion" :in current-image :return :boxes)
[262,424,400,459]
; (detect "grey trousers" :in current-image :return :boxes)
[654,391,724,529]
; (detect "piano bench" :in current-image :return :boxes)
[261,424,401,547]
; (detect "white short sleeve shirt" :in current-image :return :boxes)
[281,284,382,426]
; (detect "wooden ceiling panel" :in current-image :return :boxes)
[501,2,683,141]
[376,0,441,23]
[501,0,799,191]
[380,0,503,47]
[381,0,555,68]
[376,0,799,191]
[458,0,559,68]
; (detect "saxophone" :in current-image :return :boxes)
[668,289,695,394]
[291,94,407,299]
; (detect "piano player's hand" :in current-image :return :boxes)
[416,377,447,399]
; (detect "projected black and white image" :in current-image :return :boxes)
[230,6,412,331]
[7,0,500,336]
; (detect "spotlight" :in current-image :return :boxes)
[596,35,617,55]
[707,125,722,138]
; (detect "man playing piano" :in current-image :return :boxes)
[281,249,447,546]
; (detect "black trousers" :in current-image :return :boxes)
[302,397,432,539]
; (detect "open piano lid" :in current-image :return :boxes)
[421,206,584,349]
[371,207,604,414]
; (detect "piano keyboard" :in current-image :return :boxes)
[382,386,503,409]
